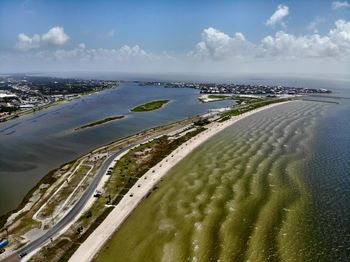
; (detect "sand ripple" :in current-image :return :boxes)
[96,101,349,262]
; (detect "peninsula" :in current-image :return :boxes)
[0,95,291,262]
[70,100,291,262]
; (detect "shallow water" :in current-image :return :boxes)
[97,100,350,262]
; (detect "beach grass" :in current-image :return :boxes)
[130,100,170,112]
[75,115,124,130]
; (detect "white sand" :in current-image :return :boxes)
[69,101,290,262]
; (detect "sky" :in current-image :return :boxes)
[0,0,350,77]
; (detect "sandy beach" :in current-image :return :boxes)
[69,101,290,262]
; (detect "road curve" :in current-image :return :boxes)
[0,119,191,262]
[14,143,137,259]
[13,129,171,260]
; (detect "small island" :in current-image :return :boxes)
[75,115,125,130]
[130,100,170,112]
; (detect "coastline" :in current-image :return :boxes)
[0,116,197,230]
[0,86,117,125]
[69,101,291,262]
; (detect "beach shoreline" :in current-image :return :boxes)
[69,101,291,262]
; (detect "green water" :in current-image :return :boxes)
[96,102,339,262]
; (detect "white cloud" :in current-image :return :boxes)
[51,45,155,63]
[329,19,350,49]
[189,27,254,60]
[190,20,350,61]
[6,20,350,76]
[6,44,175,73]
[259,31,339,58]
[15,33,41,51]
[332,1,350,10]
[41,27,69,45]
[266,4,289,27]
[15,26,69,51]
[306,17,326,33]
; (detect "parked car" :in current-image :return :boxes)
[93,190,102,198]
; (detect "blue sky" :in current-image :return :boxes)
[0,0,349,75]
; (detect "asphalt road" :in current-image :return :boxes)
[1,122,188,261]
[15,144,135,259]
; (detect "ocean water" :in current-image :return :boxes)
[97,97,350,261]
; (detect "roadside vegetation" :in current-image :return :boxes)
[0,157,109,255]
[37,165,93,221]
[75,115,125,131]
[30,126,205,262]
[130,100,170,112]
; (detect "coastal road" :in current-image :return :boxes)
[9,132,165,260]
[10,125,182,260]
[14,146,133,259]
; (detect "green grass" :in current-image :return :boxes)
[130,100,170,112]
[221,98,290,118]
[75,115,124,130]
[208,95,231,100]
